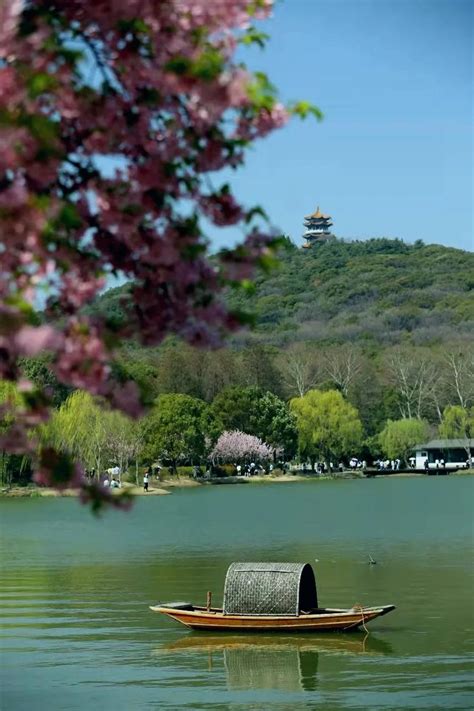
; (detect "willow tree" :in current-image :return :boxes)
[0,381,23,486]
[41,390,141,479]
[439,406,473,462]
[290,389,363,471]
[378,418,429,464]
[41,391,107,476]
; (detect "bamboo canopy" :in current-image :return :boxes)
[223,562,318,616]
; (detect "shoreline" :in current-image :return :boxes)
[1,469,471,498]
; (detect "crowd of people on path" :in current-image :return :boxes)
[235,462,268,477]
[103,475,121,489]
[94,451,461,491]
[374,458,401,471]
[99,451,465,491]
[423,457,447,473]
[85,468,118,485]
[93,448,471,491]
[348,457,368,471]
[102,466,122,489]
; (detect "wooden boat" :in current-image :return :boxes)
[150,562,395,633]
[150,603,396,632]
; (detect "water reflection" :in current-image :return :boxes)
[155,633,393,693]
[225,645,317,692]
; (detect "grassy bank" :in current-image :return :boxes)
[0,482,171,498]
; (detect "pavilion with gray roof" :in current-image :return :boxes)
[413,438,473,470]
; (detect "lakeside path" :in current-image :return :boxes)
[0,484,171,498]
[0,474,344,497]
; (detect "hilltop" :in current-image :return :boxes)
[91,237,474,347]
[227,238,474,347]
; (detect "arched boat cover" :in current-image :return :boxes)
[223,562,318,616]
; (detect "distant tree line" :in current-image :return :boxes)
[1,338,472,485]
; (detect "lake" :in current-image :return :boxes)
[1,477,473,710]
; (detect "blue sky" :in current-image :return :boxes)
[208,0,472,252]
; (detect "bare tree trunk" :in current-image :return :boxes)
[444,350,474,409]
[277,344,321,398]
[384,348,439,421]
[322,346,365,397]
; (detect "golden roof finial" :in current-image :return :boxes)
[305,205,330,219]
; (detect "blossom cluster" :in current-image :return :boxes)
[211,430,274,463]
[0,0,312,500]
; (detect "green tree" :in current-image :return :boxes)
[241,345,281,395]
[0,382,27,486]
[41,391,108,476]
[41,391,142,478]
[199,349,243,402]
[154,345,203,398]
[104,411,143,484]
[140,394,209,472]
[378,418,429,463]
[439,405,474,461]
[210,386,258,434]
[210,386,297,457]
[19,356,71,407]
[112,353,160,406]
[290,389,363,470]
[250,391,298,458]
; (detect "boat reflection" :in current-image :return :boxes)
[154,633,393,693]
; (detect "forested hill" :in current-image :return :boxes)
[92,237,474,347]
[227,238,474,347]
[27,238,474,442]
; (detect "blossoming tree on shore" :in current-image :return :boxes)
[210,430,274,466]
[0,1,319,506]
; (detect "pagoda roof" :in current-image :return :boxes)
[305,206,331,220]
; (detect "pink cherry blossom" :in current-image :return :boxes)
[211,430,275,463]
[14,325,64,358]
[200,193,244,226]
[0,0,313,505]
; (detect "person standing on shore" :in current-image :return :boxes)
[143,471,149,492]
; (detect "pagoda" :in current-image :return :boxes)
[302,206,334,248]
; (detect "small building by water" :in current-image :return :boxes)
[302,206,334,248]
[413,439,473,470]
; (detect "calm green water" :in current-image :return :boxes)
[1,477,473,710]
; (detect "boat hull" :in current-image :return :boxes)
[149,604,395,632]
